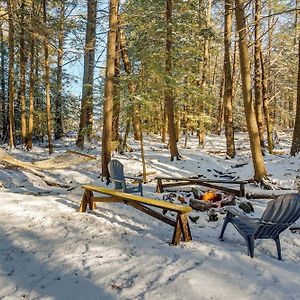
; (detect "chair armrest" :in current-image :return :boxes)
[222,207,259,223]
[111,178,123,183]
[124,176,143,182]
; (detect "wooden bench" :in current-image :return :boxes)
[79,185,192,245]
[156,176,248,197]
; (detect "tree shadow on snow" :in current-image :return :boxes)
[0,226,116,300]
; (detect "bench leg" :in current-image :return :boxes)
[88,191,96,210]
[172,214,182,245]
[180,214,192,242]
[171,213,192,245]
[79,190,95,212]
[156,179,163,193]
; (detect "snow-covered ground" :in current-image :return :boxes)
[0,132,299,300]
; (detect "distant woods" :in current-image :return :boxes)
[0,0,300,183]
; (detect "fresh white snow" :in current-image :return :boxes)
[0,132,299,300]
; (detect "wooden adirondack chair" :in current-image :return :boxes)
[108,159,143,196]
[219,194,300,260]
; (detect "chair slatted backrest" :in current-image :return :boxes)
[255,194,300,239]
[108,159,125,190]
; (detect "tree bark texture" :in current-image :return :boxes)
[267,0,274,122]
[8,0,15,148]
[254,0,264,148]
[223,0,236,158]
[235,0,267,181]
[216,74,224,135]
[120,27,141,141]
[77,0,97,147]
[27,0,36,150]
[112,22,121,143]
[165,0,179,160]
[260,50,273,154]
[20,0,27,147]
[101,0,119,178]
[43,0,53,154]
[0,23,6,140]
[291,38,300,155]
[55,1,65,140]
[161,102,167,143]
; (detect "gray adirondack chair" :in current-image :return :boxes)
[219,194,300,260]
[108,159,143,196]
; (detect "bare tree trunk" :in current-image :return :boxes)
[165,0,179,160]
[20,0,27,147]
[175,108,181,142]
[8,0,15,148]
[161,102,167,143]
[295,0,300,48]
[289,97,294,128]
[119,26,141,142]
[235,0,267,181]
[200,0,212,91]
[231,37,238,100]
[27,1,36,151]
[0,23,6,140]
[223,0,236,158]
[216,74,224,135]
[260,50,273,154]
[112,22,121,143]
[198,0,212,147]
[132,104,141,141]
[268,0,274,122]
[101,0,119,179]
[55,1,64,140]
[291,38,300,155]
[138,101,147,182]
[122,118,130,150]
[77,0,97,147]
[43,0,53,154]
[254,0,264,148]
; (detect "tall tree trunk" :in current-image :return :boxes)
[216,75,224,135]
[8,0,15,148]
[260,50,273,154]
[223,0,236,158]
[139,116,147,183]
[27,1,36,151]
[198,0,212,147]
[231,37,238,100]
[55,1,65,140]
[0,23,6,140]
[43,0,53,154]
[119,26,141,142]
[289,97,294,128]
[235,0,267,181]
[295,0,300,49]
[19,0,27,147]
[268,0,274,123]
[254,0,264,148]
[122,119,130,150]
[200,0,212,91]
[161,102,167,143]
[101,0,119,179]
[165,0,179,160]
[291,38,300,155]
[112,22,121,143]
[77,0,97,147]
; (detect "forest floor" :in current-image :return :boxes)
[0,131,299,300]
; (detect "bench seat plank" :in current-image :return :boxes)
[82,185,192,213]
